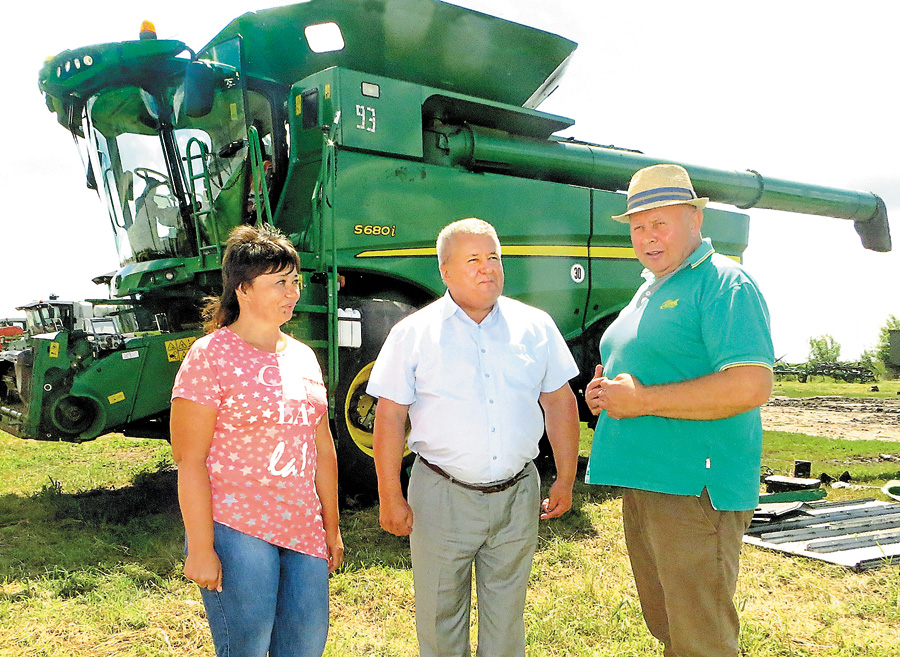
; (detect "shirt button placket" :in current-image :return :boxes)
[478,330,501,480]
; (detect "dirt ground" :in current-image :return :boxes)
[762,396,900,441]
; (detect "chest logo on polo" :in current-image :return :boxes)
[660,299,679,309]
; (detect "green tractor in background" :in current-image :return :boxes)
[3,0,889,503]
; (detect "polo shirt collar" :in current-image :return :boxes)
[640,237,716,284]
[688,237,716,268]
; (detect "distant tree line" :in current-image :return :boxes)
[801,314,899,380]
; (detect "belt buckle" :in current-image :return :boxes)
[419,456,527,494]
[474,465,528,493]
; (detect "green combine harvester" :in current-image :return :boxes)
[1,0,890,501]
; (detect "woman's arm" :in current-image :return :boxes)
[314,416,343,573]
[170,397,222,591]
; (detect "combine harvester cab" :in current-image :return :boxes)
[19,0,890,501]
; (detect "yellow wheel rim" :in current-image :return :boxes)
[343,361,410,457]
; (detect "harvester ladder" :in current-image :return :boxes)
[306,112,343,412]
[184,137,221,267]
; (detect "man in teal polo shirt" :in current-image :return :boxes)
[584,164,774,657]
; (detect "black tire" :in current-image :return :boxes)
[334,297,417,507]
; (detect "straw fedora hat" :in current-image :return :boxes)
[612,164,708,222]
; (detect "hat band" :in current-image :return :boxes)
[626,186,697,212]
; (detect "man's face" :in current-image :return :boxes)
[439,232,504,322]
[628,204,703,277]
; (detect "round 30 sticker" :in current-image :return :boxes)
[570,263,586,283]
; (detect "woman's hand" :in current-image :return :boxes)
[171,399,220,592]
[184,545,223,592]
[325,527,344,573]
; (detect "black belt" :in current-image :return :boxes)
[418,456,529,494]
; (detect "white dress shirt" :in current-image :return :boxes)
[367,292,578,483]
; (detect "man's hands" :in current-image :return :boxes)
[538,383,579,521]
[379,494,414,536]
[585,363,774,421]
[584,364,646,419]
[541,479,573,520]
[373,397,415,536]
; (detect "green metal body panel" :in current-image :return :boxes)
[201,0,576,110]
[68,331,199,431]
[9,0,888,499]
[329,150,596,337]
[9,329,198,441]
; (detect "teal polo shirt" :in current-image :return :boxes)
[585,239,774,511]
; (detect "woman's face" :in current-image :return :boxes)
[237,266,301,327]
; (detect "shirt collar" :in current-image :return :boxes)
[688,237,716,268]
[640,237,716,284]
[440,290,502,324]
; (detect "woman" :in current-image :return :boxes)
[171,224,343,657]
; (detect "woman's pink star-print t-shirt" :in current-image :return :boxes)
[172,326,328,559]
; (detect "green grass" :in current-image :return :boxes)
[773,379,900,398]
[761,431,900,485]
[2,406,900,656]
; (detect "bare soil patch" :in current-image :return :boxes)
[762,396,900,441]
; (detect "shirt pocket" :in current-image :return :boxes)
[415,348,480,400]
[501,343,544,391]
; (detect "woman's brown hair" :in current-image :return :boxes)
[202,224,300,333]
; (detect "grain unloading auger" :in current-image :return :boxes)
[441,124,890,252]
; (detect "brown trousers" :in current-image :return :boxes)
[622,488,754,657]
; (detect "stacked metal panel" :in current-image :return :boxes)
[745,498,900,570]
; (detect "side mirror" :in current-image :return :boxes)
[182,60,219,118]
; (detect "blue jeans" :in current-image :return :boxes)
[195,522,329,657]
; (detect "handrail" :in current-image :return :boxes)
[311,111,342,413]
[184,137,221,266]
[248,125,274,226]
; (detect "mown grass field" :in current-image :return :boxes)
[2,388,900,656]
[773,379,900,399]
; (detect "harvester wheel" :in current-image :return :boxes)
[334,298,416,507]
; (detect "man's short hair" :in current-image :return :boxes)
[436,218,501,265]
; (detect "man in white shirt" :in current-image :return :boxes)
[368,217,580,657]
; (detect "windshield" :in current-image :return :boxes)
[85,82,249,267]
[24,305,72,335]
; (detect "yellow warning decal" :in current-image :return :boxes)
[165,336,198,362]
[49,342,59,358]
[108,391,126,405]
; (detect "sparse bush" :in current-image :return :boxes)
[807,334,841,364]
[875,314,900,379]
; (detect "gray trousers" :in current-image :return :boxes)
[408,458,540,657]
[622,487,754,657]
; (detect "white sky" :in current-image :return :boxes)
[2,0,897,362]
